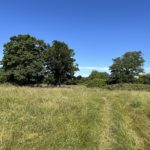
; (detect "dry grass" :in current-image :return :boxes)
[0,85,150,150]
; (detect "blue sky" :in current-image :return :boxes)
[0,0,150,76]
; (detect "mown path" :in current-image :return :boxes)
[98,96,113,149]
[97,91,149,150]
[98,94,138,150]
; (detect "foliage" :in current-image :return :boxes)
[78,71,109,87]
[74,76,88,85]
[87,78,106,87]
[2,34,47,85]
[43,73,55,84]
[138,74,150,84]
[102,83,150,91]
[108,51,144,84]
[45,40,78,86]
[0,35,149,87]
[86,81,150,91]
[64,79,77,85]
[88,70,109,80]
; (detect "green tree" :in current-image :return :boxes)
[86,70,109,87]
[45,40,78,86]
[108,51,144,84]
[139,74,150,84]
[2,34,47,85]
[89,70,109,80]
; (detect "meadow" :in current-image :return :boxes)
[0,85,150,150]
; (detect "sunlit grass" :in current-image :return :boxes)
[0,85,150,149]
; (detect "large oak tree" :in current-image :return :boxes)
[2,34,47,85]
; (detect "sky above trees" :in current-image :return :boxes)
[0,0,150,76]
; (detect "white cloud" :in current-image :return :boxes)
[79,66,150,71]
[77,66,150,77]
[79,66,109,71]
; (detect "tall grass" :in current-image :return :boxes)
[0,85,150,149]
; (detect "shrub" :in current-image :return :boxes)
[76,77,89,85]
[65,79,77,85]
[89,70,109,80]
[105,83,150,91]
[87,79,106,88]
[138,74,150,84]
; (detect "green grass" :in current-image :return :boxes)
[0,85,150,150]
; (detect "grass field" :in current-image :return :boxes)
[0,85,150,150]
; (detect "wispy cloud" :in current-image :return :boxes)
[79,66,109,71]
[79,66,150,72]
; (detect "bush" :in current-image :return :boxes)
[87,79,106,87]
[102,83,150,91]
[76,77,89,85]
[65,79,77,85]
[138,74,150,84]
[89,70,109,80]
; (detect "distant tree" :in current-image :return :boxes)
[108,51,144,84]
[86,70,109,87]
[45,40,78,86]
[139,74,150,84]
[76,75,82,80]
[89,70,109,80]
[2,34,47,85]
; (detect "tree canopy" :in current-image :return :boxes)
[2,34,47,85]
[45,40,78,86]
[108,51,144,84]
[88,70,109,80]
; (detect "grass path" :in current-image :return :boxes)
[98,93,143,150]
[110,96,141,150]
[98,96,114,150]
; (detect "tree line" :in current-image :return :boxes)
[0,34,150,86]
[0,34,78,86]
